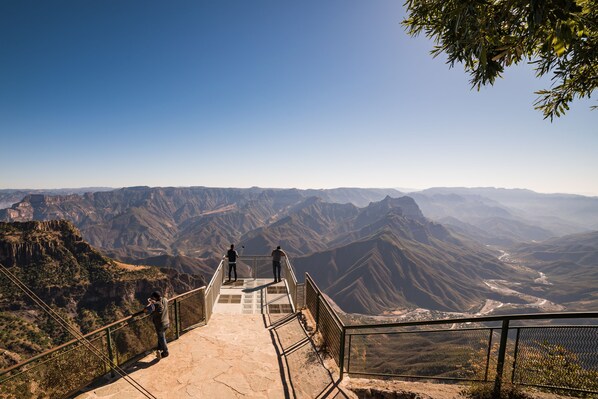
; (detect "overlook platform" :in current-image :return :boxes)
[75,278,351,399]
[4,255,594,399]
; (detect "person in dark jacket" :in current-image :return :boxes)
[271,246,286,283]
[145,291,170,358]
[226,244,239,282]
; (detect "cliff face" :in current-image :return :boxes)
[0,220,205,369]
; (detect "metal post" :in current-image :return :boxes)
[203,288,209,324]
[315,293,321,332]
[346,334,352,374]
[484,328,494,381]
[106,327,115,378]
[339,326,346,381]
[493,319,510,398]
[174,299,180,339]
[511,327,521,384]
[294,283,298,311]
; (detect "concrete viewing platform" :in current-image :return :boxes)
[75,279,351,399]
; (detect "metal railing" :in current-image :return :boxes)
[204,258,225,323]
[282,257,299,311]
[0,286,206,399]
[234,255,273,280]
[305,274,345,371]
[304,272,598,396]
[220,255,301,311]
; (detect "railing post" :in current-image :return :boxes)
[174,299,180,339]
[511,327,521,384]
[203,288,209,324]
[346,333,352,374]
[106,327,115,378]
[493,319,510,398]
[339,326,346,381]
[315,293,321,332]
[484,328,494,382]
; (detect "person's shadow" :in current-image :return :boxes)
[125,357,160,373]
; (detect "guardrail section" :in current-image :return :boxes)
[0,287,206,399]
[346,325,494,382]
[303,272,598,396]
[305,274,344,372]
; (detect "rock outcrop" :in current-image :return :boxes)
[0,220,205,369]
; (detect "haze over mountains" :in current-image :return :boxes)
[1,186,597,316]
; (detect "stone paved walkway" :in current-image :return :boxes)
[75,279,349,399]
[76,314,285,399]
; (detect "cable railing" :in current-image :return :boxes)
[304,272,598,396]
[0,286,206,399]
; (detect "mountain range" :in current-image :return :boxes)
[410,187,598,245]
[1,186,596,317]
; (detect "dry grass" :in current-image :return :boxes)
[113,261,148,271]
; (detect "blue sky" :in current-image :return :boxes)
[1,1,596,195]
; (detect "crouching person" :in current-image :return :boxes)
[145,291,170,358]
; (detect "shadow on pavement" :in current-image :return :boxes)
[266,312,352,399]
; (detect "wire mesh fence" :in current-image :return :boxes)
[346,327,494,382]
[511,326,598,394]
[303,272,598,396]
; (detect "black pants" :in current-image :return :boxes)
[228,262,237,280]
[272,260,281,281]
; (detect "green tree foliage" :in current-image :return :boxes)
[403,0,597,120]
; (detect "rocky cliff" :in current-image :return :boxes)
[0,220,205,369]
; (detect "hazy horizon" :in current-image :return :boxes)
[1,1,596,196]
[1,184,597,198]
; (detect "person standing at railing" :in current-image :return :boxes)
[226,244,238,282]
[271,245,287,283]
[144,291,170,359]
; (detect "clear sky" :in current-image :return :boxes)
[1,1,596,195]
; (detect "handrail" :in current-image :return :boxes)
[346,311,598,331]
[169,285,206,302]
[204,257,226,322]
[284,257,299,286]
[205,257,226,292]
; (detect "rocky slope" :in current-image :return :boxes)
[291,199,531,314]
[0,220,205,369]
